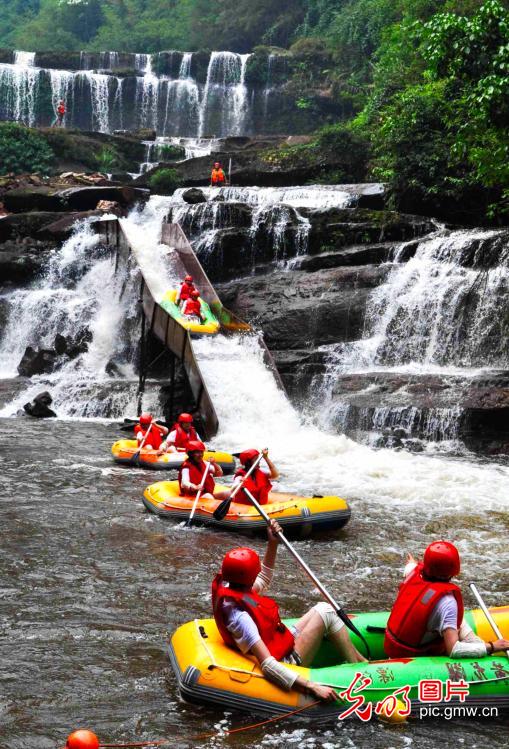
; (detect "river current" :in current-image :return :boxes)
[1,196,508,747]
[1,418,508,748]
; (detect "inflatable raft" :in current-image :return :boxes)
[170,606,509,719]
[111,440,236,473]
[143,480,350,535]
[160,290,220,335]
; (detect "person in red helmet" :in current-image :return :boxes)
[182,289,205,323]
[212,519,366,702]
[232,448,279,505]
[176,275,196,308]
[210,162,227,187]
[158,412,201,454]
[178,440,230,499]
[134,412,168,450]
[385,541,509,659]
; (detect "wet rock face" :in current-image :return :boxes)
[17,347,58,377]
[216,265,390,350]
[182,188,207,205]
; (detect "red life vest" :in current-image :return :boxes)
[183,299,201,317]
[134,423,164,450]
[179,282,195,302]
[212,574,295,660]
[170,423,198,450]
[234,467,272,505]
[179,458,215,496]
[384,563,464,658]
[211,168,226,184]
[57,104,65,115]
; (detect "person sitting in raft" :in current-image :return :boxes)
[182,289,205,323]
[210,162,227,187]
[176,275,196,308]
[232,448,279,505]
[212,519,366,702]
[384,541,509,659]
[158,412,201,454]
[179,440,230,500]
[134,412,169,451]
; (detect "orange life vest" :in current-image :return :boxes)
[384,563,464,658]
[212,574,295,660]
[179,458,215,496]
[179,281,195,302]
[234,467,272,505]
[135,423,164,450]
[170,423,198,450]
[211,168,226,184]
[182,298,201,317]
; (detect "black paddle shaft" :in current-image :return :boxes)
[243,487,372,659]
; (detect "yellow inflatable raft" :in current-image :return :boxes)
[111,440,236,473]
[170,607,509,719]
[160,290,220,335]
[143,480,351,535]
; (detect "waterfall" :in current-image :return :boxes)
[0,62,40,126]
[49,69,75,124]
[13,51,35,67]
[198,51,252,137]
[179,53,192,78]
[88,73,112,132]
[135,53,160,130]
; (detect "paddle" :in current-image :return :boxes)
[240,485,372,658]
[469,583,509,659]
[132,421,153,465]
[212,452,264,521]
[185,461,211,528]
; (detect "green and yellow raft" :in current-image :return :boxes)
[160,290,220,335]
[169,606,509,719]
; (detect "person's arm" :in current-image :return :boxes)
[250,640,339,702]
[155,423,169,436]
[209,457,223,478]
[444,628,509,658]
[262,448,279,480]
[181,467,200,493]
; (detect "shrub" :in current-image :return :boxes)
[0,123,54,175]
[148,167,179,195]
[96,146,118,171]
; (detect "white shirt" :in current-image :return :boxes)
[221,564,273,653]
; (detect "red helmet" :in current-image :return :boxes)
[423,541,460,580]
[185,275,193,282]
[187,440,206,452]
[222,547,261,586]
[239,448,259,465]
[178,412,194,423]
[139,412,152,425]
[191,289,200,298]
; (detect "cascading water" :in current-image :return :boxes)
[314,227,509,449]
[198,51,252,137]
[0,49,290,135]
[0,216,155,419]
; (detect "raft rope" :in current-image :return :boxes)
[63,700,322,749]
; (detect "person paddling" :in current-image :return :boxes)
[158,412,201,454]
[134,412,168,451]
[212,520,366,702]
[178,441,230,500]
[385,541,509,659]
[176,275,196,308]
[210,162,227,187]
[232,448,278,505]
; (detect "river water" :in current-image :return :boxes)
[1,197,509,747]
[1,417,508,748]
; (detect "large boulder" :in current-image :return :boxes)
[17,346,58,377]
[182,188,207,205]
[4,186,149,214]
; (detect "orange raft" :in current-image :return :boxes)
[111,439,236,473]
[143,480,351,536]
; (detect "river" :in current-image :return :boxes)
[1,416,508,748]
[1,196,508,747]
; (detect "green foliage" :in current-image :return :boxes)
[96,146,118,171]
[157,144,185,161]
[0,123,54,175]
[148,167,180,195]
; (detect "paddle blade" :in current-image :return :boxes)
[213,497,232,521]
